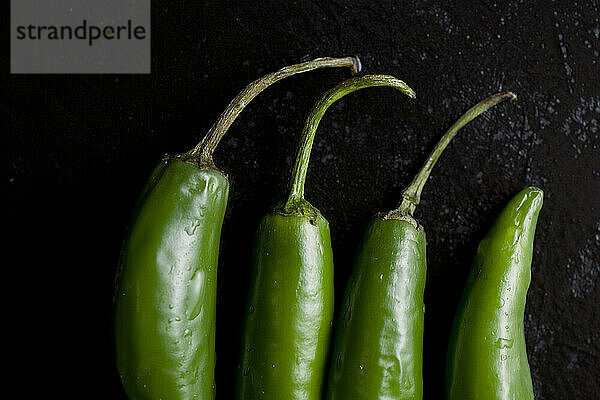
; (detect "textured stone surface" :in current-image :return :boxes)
[7,1,599,398]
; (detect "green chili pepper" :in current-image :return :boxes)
[236,75,416,400]
[113,56,360,400]
[446,186,542,400]
[326,92,517,400]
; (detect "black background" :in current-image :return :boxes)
[6,1,600,399]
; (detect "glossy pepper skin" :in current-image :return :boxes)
[114,159,228,399]
[326,91,517,400]
[327,217,426,399]
[237,75,416,400]
[113,57,359,400]
[446,187,543,400]
[237,211,334,399]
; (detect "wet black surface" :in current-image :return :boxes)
[6,1,599,398]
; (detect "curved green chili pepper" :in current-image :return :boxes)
[236,75,416,400]
[113,56,360,400]
[327,92,517,400]
[446,186,542,400]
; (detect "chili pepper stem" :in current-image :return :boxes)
[181,57,361,168]
[387,91,517,219]
[279,75,416,216]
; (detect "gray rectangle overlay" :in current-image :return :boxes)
[11,0,151,74]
